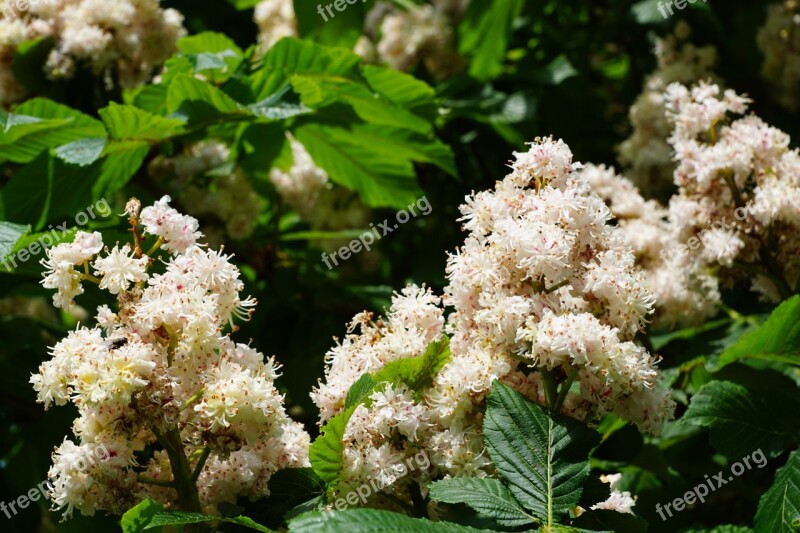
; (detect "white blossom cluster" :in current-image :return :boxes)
[589,473,636,515]
[149,141,265,241]
[663,81,800,301]
[617,22,718,201]
[581,163,720,329]
[31,197,309,517]
[254,0,296,53]
[0,0,186,106]
[365,0,466,80]
[311,139,675,509]
[757,1,800,111]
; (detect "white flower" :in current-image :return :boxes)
[591,472,637,514]
[93,244,149,294]
[40,231,104,308]
[139,195,202,254]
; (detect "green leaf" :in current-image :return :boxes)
[345,125,456,176]
[91,142,150,199]
[718,296,800,368]
[99,102,185,141]
[248,83,312,120]
[247,38,362,102]
[0,98,105,163]
[166,74,247,125]
[309,407,355,484]
[120,499,163,533]
[458,0,523,81]
[683,380,800,459]
[533,55,579,85]
[344,374,378,410]
[178,32,244,81]
[263,468,327,523]
[293,123,420,209]
[755,450,800,533]
[429,477,537,527]
[361,65,436,112]
[288,509,491,532]
[0,222,30,265]
[483,382,599,526]
[121,499,274,532]
[290,74,432,134]
[372,337,451,397]
[178,31,243,57]
[227,0,260,8]
[54,137,107,166]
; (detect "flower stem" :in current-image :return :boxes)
[190,447,212,484]
[553,367,578,413]
[152,426,206,532]
[137,475,175,488]
[541,370,559,411]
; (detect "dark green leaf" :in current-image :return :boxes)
[483,382,599,525]
[755,450,800,533]
[429,477,537,527]
[718,296,800,368]
[288,509,491,532]
[683,380,800,458]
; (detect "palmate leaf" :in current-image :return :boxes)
[755,450,800,532]
[288,509,491,533]
[458,0,524,81]
[683,380,800,459]
[483,382,599,527]
[428,477,537,527]
[293,123,420,209]
[718,296,800,368]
